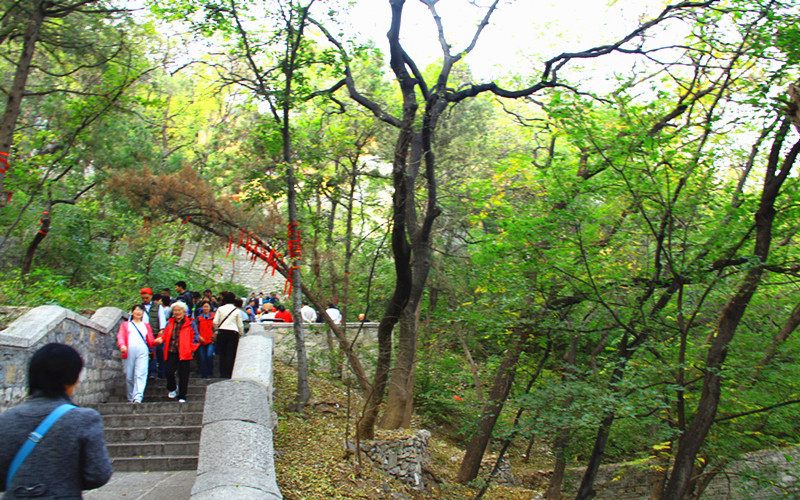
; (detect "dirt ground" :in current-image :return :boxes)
[272,362,550,500]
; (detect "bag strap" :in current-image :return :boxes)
[218,308,236,329]
[130,321,148,345]
[6,403,76,490]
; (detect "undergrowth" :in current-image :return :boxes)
[272,362,546,499]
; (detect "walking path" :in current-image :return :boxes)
[84,376,218,499]
[84,471,195,499]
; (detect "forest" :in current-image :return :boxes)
[1,0,800,498]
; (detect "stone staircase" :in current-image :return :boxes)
[94,376,216,472]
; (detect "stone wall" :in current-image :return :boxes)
[560,447,800,499]
[267,322,379,376]
[361,430,432,489]
[191,323,282,499]
[179,242,284,295]
[0,305,125,412]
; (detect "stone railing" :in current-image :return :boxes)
[191,323,281,499]
[0,305,126,412]
[264,322,379,375]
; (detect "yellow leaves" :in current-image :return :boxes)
[652,442,671,452]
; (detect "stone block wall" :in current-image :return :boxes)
[0,305,125,412]
[562,463,662,499]
[701,448,800,499]
[268,322,379,376]
[361,429,432,489]
[179,242,284,294]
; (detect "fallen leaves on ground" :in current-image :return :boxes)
[272,362,544,499]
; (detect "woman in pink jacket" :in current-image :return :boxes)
[117,304,162,403]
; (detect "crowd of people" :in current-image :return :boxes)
[119,282,356,406]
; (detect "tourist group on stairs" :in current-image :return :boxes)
[118,281,351,404]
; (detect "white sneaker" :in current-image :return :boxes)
[178,399,186,403]
[168,390,177,399]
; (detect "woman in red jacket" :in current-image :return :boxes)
[161,301,199,402]
[195,301,215,378]
[274,304,293,323]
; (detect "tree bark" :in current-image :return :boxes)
[759,301,800,368]
[545,335,579,499]
[0,0,45,204]
[456,323,484,403]
[356,83,413,436]
[456,329,529,483]
[281,0,315,412]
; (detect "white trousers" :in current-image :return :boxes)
[123,342,150,403]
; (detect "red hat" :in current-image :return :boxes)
[140,287,153,294]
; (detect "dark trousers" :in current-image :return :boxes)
[165,352,191,399]
[197,343,214,378]
[216,330,239,379]
[154,344,165,377]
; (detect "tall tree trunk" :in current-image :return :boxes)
[282,2,314,412]
[341,162,357,324]
[545,335,579,499]
[364,0,425,434]
[0,0,44,204]
[759,301,800,368]
[380,85,443,428]
[356,118,413,438]
[663,118,800,499]
[456,329,529,483]
[456,323,484,403]
[575,332,636,500]
[382,299,420,428]
[325,199,338,301]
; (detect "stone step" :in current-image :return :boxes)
[96,401,204,416]
[91,377,222,473]
[106,441,199,458]
[109,385,209,400]
[104,425,201,443]
[102,412,203,428]
[111,456,198,472]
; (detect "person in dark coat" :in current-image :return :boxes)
[0,343,113,498]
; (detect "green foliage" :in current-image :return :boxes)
[0,269,99,310]
[414,349,482,440]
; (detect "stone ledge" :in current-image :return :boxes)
[203,380,272,428]
[0,305,125,348]
[192,326,281,499]
[191,484,281,500]
[193,424,280,499]
[231,332,274,390]
[91,307,127,333]
[197,420,276,474]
